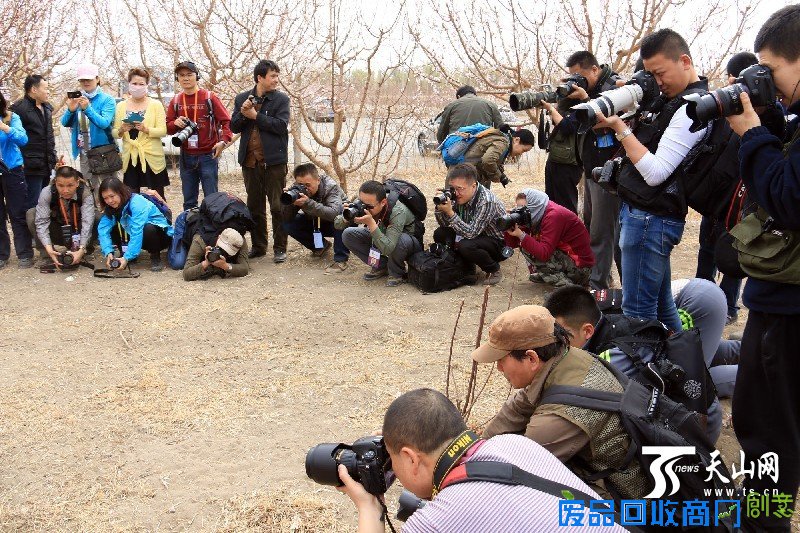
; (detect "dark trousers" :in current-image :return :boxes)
[733,311,800,531]
[434,226,505,273]
[25,172,49,210]
[243,163,287,254]
[111,223,171,255]
[283,213,349,263]
[544,159,582,215]
[0,165,33,260]
[696,215,743,319]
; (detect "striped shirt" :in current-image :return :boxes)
[435,183,505,240]
[403,434,627,532]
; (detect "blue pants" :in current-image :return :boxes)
[283,213,349,263]
[25,172,49,210]
[179,152,218,210]
[619,203,684,333]
[0,165,33,260]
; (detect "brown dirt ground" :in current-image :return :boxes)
[0,155,791,532]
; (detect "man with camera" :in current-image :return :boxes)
[433,163,507,285]
[334,180,419,287]
[182,227,250,281]
[231,59,290,263]
[60,64,118,194]
[435,85,504,145]
[166,61,232,211]
[26,165,95,269]
[724,7,800,529]
[334,388,621,532]
[281,163,349,273]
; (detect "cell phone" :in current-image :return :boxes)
[67,91,82,99]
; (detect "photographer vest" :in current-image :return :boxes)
[578,66,622,171]
[616,79,708,218]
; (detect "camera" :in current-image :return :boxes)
[555,73,589,98]
[509,89,559,111]
[433,187,454,206]
[590,157,622,194]
[683,64,777,132]
[396,489,426,521]
[498,173,511,188]
[655,358,686,386]
[343,200,367,221]
[207,246,222,263]
[171,118,199,146]
[57,251,75,266]
[280,183,309,205]
[305,436,395,496]
[572,70,660,134]
[67,91,82,99]
[110,258,122,269]
[496,205,532,232]
[248,94,265,105]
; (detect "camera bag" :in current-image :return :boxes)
[407,246,469,293]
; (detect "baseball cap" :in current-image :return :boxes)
[175,61,199,76]
[76,64,99,80]
[472,305,557,363]
[217,228,244,256]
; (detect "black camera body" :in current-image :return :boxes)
[280,183,309,205]
[57,251,75,266]
[171,118,199,147]
[67,91,82,99]
[306,436,395,496]
[684,64,777,132]
[433,187,454,206]
[496,205,532,232]
[207,246,222,263]
[590,157,623,194]
[555,73,589,98]
[343,200,367,221]
[248,94,265,106]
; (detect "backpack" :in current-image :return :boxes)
[384,178,427,241]
[168,208,199,269]
[585,314,716,416]
[195,191,254,245]
[541,357,736,533]
[408,245,471,293]
[437,123,498,165]
[138,192,173,224]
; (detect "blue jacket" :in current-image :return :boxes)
[60,88,116,159]
[738,102,800,314]
[98,194,173,261]
[0,112,28,169]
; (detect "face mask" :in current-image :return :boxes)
[128,85,148,99]
[82,87,99,99]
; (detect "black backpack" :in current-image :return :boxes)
[408,245,470,293]
[191,191,254,246]
[541,357,736,533]
[385,178,427,241]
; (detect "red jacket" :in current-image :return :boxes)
[504,201,594,268]
[166,89,232,155]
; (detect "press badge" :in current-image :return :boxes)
[368,246,381,267]
[188,134,199,149]
[71,234,80,250]
[313,230,324,249]
[455,235,464,243]
[121,244,129,254]
[77,133,85,149]
[596,133,615,148]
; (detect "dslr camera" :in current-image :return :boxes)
[207,246,223,263]
[306,436,395,496]
[509,74,589,112]
[683,64,777,132]
[57,251,76,266]
[171,118,199,147]
[590,157,623,194]
[248,94,265,106]
[343,200,367,221]
[496,205,532,232]
[571,70,660,133]
[280,183,309,205]
[433,187,454,206]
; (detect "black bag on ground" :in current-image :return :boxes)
[385,178,427,241]
[408,245,469,293]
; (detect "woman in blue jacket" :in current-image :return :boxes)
[97,177,172,271]
[0,91,32,269]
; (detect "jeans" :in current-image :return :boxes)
[179,152,218,210]
[243,163,287,254]
[283,213,349,263]
[619,203,685,333]
[433,226,505,274]
[587,179,621,290]
[696,215,742,319]
[0,165,33,260]
[342,226,420,277]
[25,172,49,210]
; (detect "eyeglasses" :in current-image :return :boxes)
[362,202,377,210]
[452,185,474,193]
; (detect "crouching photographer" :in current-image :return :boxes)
[501,188,594,288]
[182,227,250,281]
[307,388,618,532]
[281,163,349,273]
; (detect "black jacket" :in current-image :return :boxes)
[11,95,56,174]
[230,87,290,166]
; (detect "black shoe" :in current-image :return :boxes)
[273,251,287,263]
[150,252,163,272]
[248,249,267,259]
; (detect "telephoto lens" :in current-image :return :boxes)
[171,119,199,146]
[571,70,660,134]
[509,89,558,111]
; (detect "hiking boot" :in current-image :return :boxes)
[483,270,503,285]
[150,252,164,272]
[248,249,267,259]
[18,257,34,269]
[363,267,388,281]
[312,241,332,258]
[325,261,348,274]
[273,251,287,263]
[386,276,406,287]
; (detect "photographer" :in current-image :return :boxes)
[725,6,800,528]
[182,227,250,281]
[281,163,349,273]
[26,166,95,268]
[337,388,619,532]
[503,189,594,288]
[166,61,232,211]
[334,180,419,287]
[539,95,583,215]
[462,127,534,189]
[433,163,507,285]
[435,85,504,144]
[231,60,290,263]
[591,30,708,333]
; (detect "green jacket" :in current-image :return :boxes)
[182,234,251,281]
[463,130,511,186]
[335,201,416,256]
[436,94,504,144]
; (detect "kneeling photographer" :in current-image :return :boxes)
[308,388,618,532]
[501,188,594,288]
[433,163,507,286]
[281,163,349,273]
[182,227,250,281]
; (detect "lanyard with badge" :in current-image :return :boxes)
[59,198,81,251]
[367,206,388,267]
[117,222,130,255]
[182,92,200,149]
[313,217,325,249]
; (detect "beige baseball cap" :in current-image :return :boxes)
[217,228,244,256]
[472,305,556,363]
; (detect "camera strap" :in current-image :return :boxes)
[431,430,481,497]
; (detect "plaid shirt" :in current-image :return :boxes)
[435,183,505,240]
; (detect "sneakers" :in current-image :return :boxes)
[325,261,348,274]
[483,270,503,285]
[18,257,34,269]
[273,252,287,263]
[312,241,332,258]
[150,252,164,272]
[363,267,388,281]
[248,249,267,259]
[529,272,544,283]
[386,276,406,287]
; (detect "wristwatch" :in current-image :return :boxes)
[615,127,633,142]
